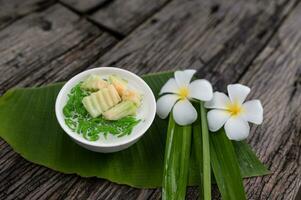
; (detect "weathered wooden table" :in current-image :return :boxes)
[0,0,300,199]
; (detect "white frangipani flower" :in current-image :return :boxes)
[156,69,213,126]
[204,84,263,141]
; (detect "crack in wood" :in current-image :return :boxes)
[0,0,57,32]
[58,1,125,39]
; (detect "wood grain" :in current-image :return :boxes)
[94,0,297,91]
[90,0,171,35]
[0,0,56,30]
[0,4,117,95]
[241,6,301,199]
[0,0,300,199]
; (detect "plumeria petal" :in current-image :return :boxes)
[242,100,263,124]
[207,109,231,132]
[172,99,197,125]
[188,79,213,101]
[227,84,250,104]
[224,117,250,141]
[204,92,231,109]
[156,94,179,119]
[174,69,196,87]
[159,78,179,95]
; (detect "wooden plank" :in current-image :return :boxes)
[93,0,297,88]
[90,0,170,35]
[0,4,118,95]
[241,7,301,199]
[0,0,56,30]
[0,0,300,200]
[60,0,108,13]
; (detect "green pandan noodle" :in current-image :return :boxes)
[63,83,140,141]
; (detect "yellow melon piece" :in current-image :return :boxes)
[108,75,128,96]
[122,89,142,107]
[82,84,121,118]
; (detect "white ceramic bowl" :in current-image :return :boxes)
[55,67,156,153]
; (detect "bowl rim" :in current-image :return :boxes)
[55,67,156,148]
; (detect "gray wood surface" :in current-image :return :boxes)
[0,0,56,30]
[0,0,300,199]
[0,4,117,95]
[242,7,301,198]
[90,0,170,35]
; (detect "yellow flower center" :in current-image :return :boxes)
[178,87,189,100]
[227,102,244,116]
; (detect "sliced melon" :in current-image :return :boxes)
[107,84,121,104]
[82,84,121,117]
[81,75,108,91]
[95,88,121,112]
[122,89,142,107]
[103,89,114,108]
[103,101,137,120]
[95,90,110,111]
[82,95,103,118]
[108,75,128,96]
[90,93,103,114]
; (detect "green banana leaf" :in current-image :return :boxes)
[0,71,269,188]
[162,115,191,200]
[210,129,246,200]
[192,103,212,199]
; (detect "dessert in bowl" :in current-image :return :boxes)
[55,67,156,153]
